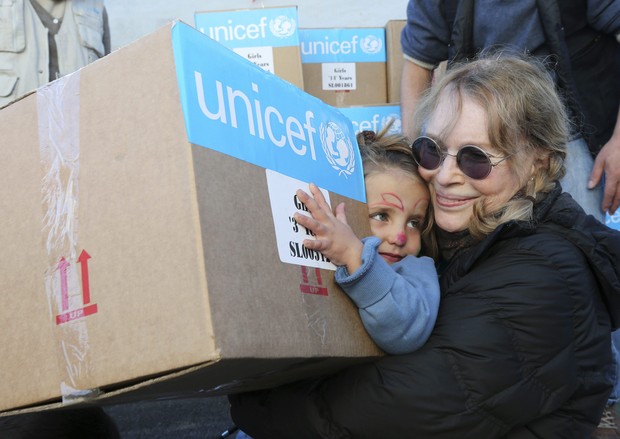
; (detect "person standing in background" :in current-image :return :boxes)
[399,3,620,436]
[0,0,110,108]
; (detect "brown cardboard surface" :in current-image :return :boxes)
[385,20,406,103]
[273,45,305,89]
[0,21,380,415]
[302,62,387,107]
[0,95,61,411]
[299,26,388,107]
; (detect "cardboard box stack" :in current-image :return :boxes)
[0,20,381,416]
[338,104,402,135]
[385,20,406,103]
[193,7,409,137]
[299,27,387,107]
[194,6,304,89]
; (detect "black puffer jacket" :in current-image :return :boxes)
[230,184,620,438]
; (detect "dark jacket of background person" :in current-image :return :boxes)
[401,0,620,155]
[230,183,620,438]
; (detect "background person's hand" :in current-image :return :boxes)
[590,132,620,215]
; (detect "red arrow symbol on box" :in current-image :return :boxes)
[58,257,70,312]
[78,250,92,305]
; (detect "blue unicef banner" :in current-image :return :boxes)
[299,28,386,64]
[339,105,402,135]
[171,22,365,202]
[607,212,620,231]
[194,7,299,49]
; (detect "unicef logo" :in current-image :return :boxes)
[269,15,296,38]
[320,122,356,177]
[360,35,382,54]
[607,211,620,231]
[381,115,402,134]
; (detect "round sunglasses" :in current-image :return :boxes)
[411,136,512,180]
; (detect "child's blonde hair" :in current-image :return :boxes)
[356,121,438,259]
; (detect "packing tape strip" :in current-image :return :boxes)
[37,73,100,403]
[299,266,328,346]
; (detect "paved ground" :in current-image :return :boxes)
[105,396,234,439]
[0,397,234,439]
[4,395,620,437]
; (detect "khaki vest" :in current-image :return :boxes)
[0,0,106,107]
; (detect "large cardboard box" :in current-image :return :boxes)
[194,6,304,90]
[299,27,387,107]
[385,20,406,103]
[339,104,402,135]
[0,20,381,415]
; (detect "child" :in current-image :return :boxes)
[293,126,440,355]
[229,126,440,439]
[227,127,441,439]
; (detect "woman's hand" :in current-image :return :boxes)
[294,183,364,273]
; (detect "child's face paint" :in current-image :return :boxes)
[366,169,429,264]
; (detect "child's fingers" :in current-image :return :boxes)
[296,188,331,221]
[308,183,332,214]
[303,237,328,252]
[334,202,349,226]
[294,212,330,239]
[295,189,318,215]
[294,212,316,232]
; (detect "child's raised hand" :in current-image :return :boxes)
[294,183,363,273]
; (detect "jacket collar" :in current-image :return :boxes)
[442,182,620,329]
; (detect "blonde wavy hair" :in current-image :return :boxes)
[412,54,569,239]
[357,121,438,259]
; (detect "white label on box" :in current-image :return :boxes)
[321,62,357,91]
[233,46,275,74]
[266,169,336,270]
